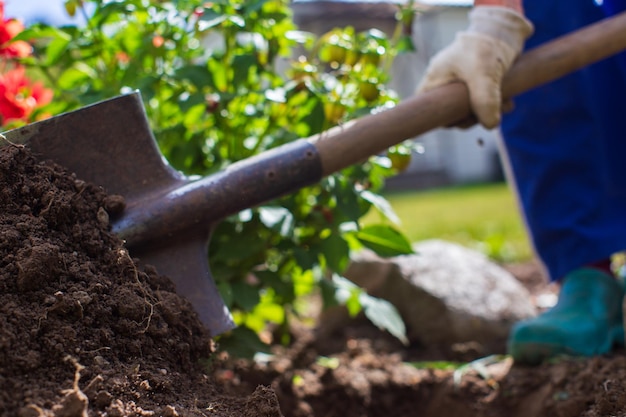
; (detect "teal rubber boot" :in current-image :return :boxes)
[508,268,625,365]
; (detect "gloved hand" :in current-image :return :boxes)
[417,6,534,129]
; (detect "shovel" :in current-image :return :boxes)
[3,11,626,336]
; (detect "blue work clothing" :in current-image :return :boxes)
[500,0,626,281]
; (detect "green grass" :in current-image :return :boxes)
[364,182,533,263]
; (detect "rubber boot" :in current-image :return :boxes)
[508,268,625,365]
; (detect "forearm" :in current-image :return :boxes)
[474,0,523,13]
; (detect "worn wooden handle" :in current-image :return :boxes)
[310,11,626,176]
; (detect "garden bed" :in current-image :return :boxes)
[1,144,624,417]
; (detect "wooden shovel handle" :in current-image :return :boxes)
[311,11,626,176]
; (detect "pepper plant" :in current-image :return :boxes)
[14,0,419,356]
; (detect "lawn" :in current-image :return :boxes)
[364,182,533,263]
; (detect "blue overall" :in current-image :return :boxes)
[500,0,626,281]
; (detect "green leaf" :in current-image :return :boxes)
[208,60,228,92]
[216,326,270,359]
[217,281,234,308]
[231,282,260,311]
[316,356,340,369]
[292,267,317,297]
[355,224,414,257]
[12,24,68,42]
[363,28,388,42]
[44,34,72,66]
[232,54,257,87]
[176,91,206,113]
[407,361,462,371]
[259,206,294,237]
[293,247,317,271]
[359,292,409,345]
[183,103,208,129]
[254,270,294,301]
[300,99,325,135]
[335,180,363,221]
[243,0,270,16]
[176,64,214,89]
[320,279,339,309]
[252,300,285,325]
[320,233,350,272]
[210,226,266,263]
[285,30,316,47]
[134,75,162,100]
[57,63,98,90]
[345,291,362,317]
[198,11,228,30]
[360,190,400,224]
[92,1,135,26]
[331,275,362,317]
[396,35,416,53]
[227,15,245,28]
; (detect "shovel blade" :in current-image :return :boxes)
[2,92,183,200]
[133,231,235,336]
[2,92,235,335]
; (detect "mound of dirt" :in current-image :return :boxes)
[0,145,281,417]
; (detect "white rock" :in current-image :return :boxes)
[342,240,537,348]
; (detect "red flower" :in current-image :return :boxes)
[0,1,32,58]
[0,66,53,123]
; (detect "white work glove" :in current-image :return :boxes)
[417,6,534,129]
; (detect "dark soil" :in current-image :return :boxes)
[1,144,625,417]
[0,145,281,417]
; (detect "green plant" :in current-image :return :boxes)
[14,0,420,356]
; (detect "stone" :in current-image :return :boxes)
[342,239,537,349]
